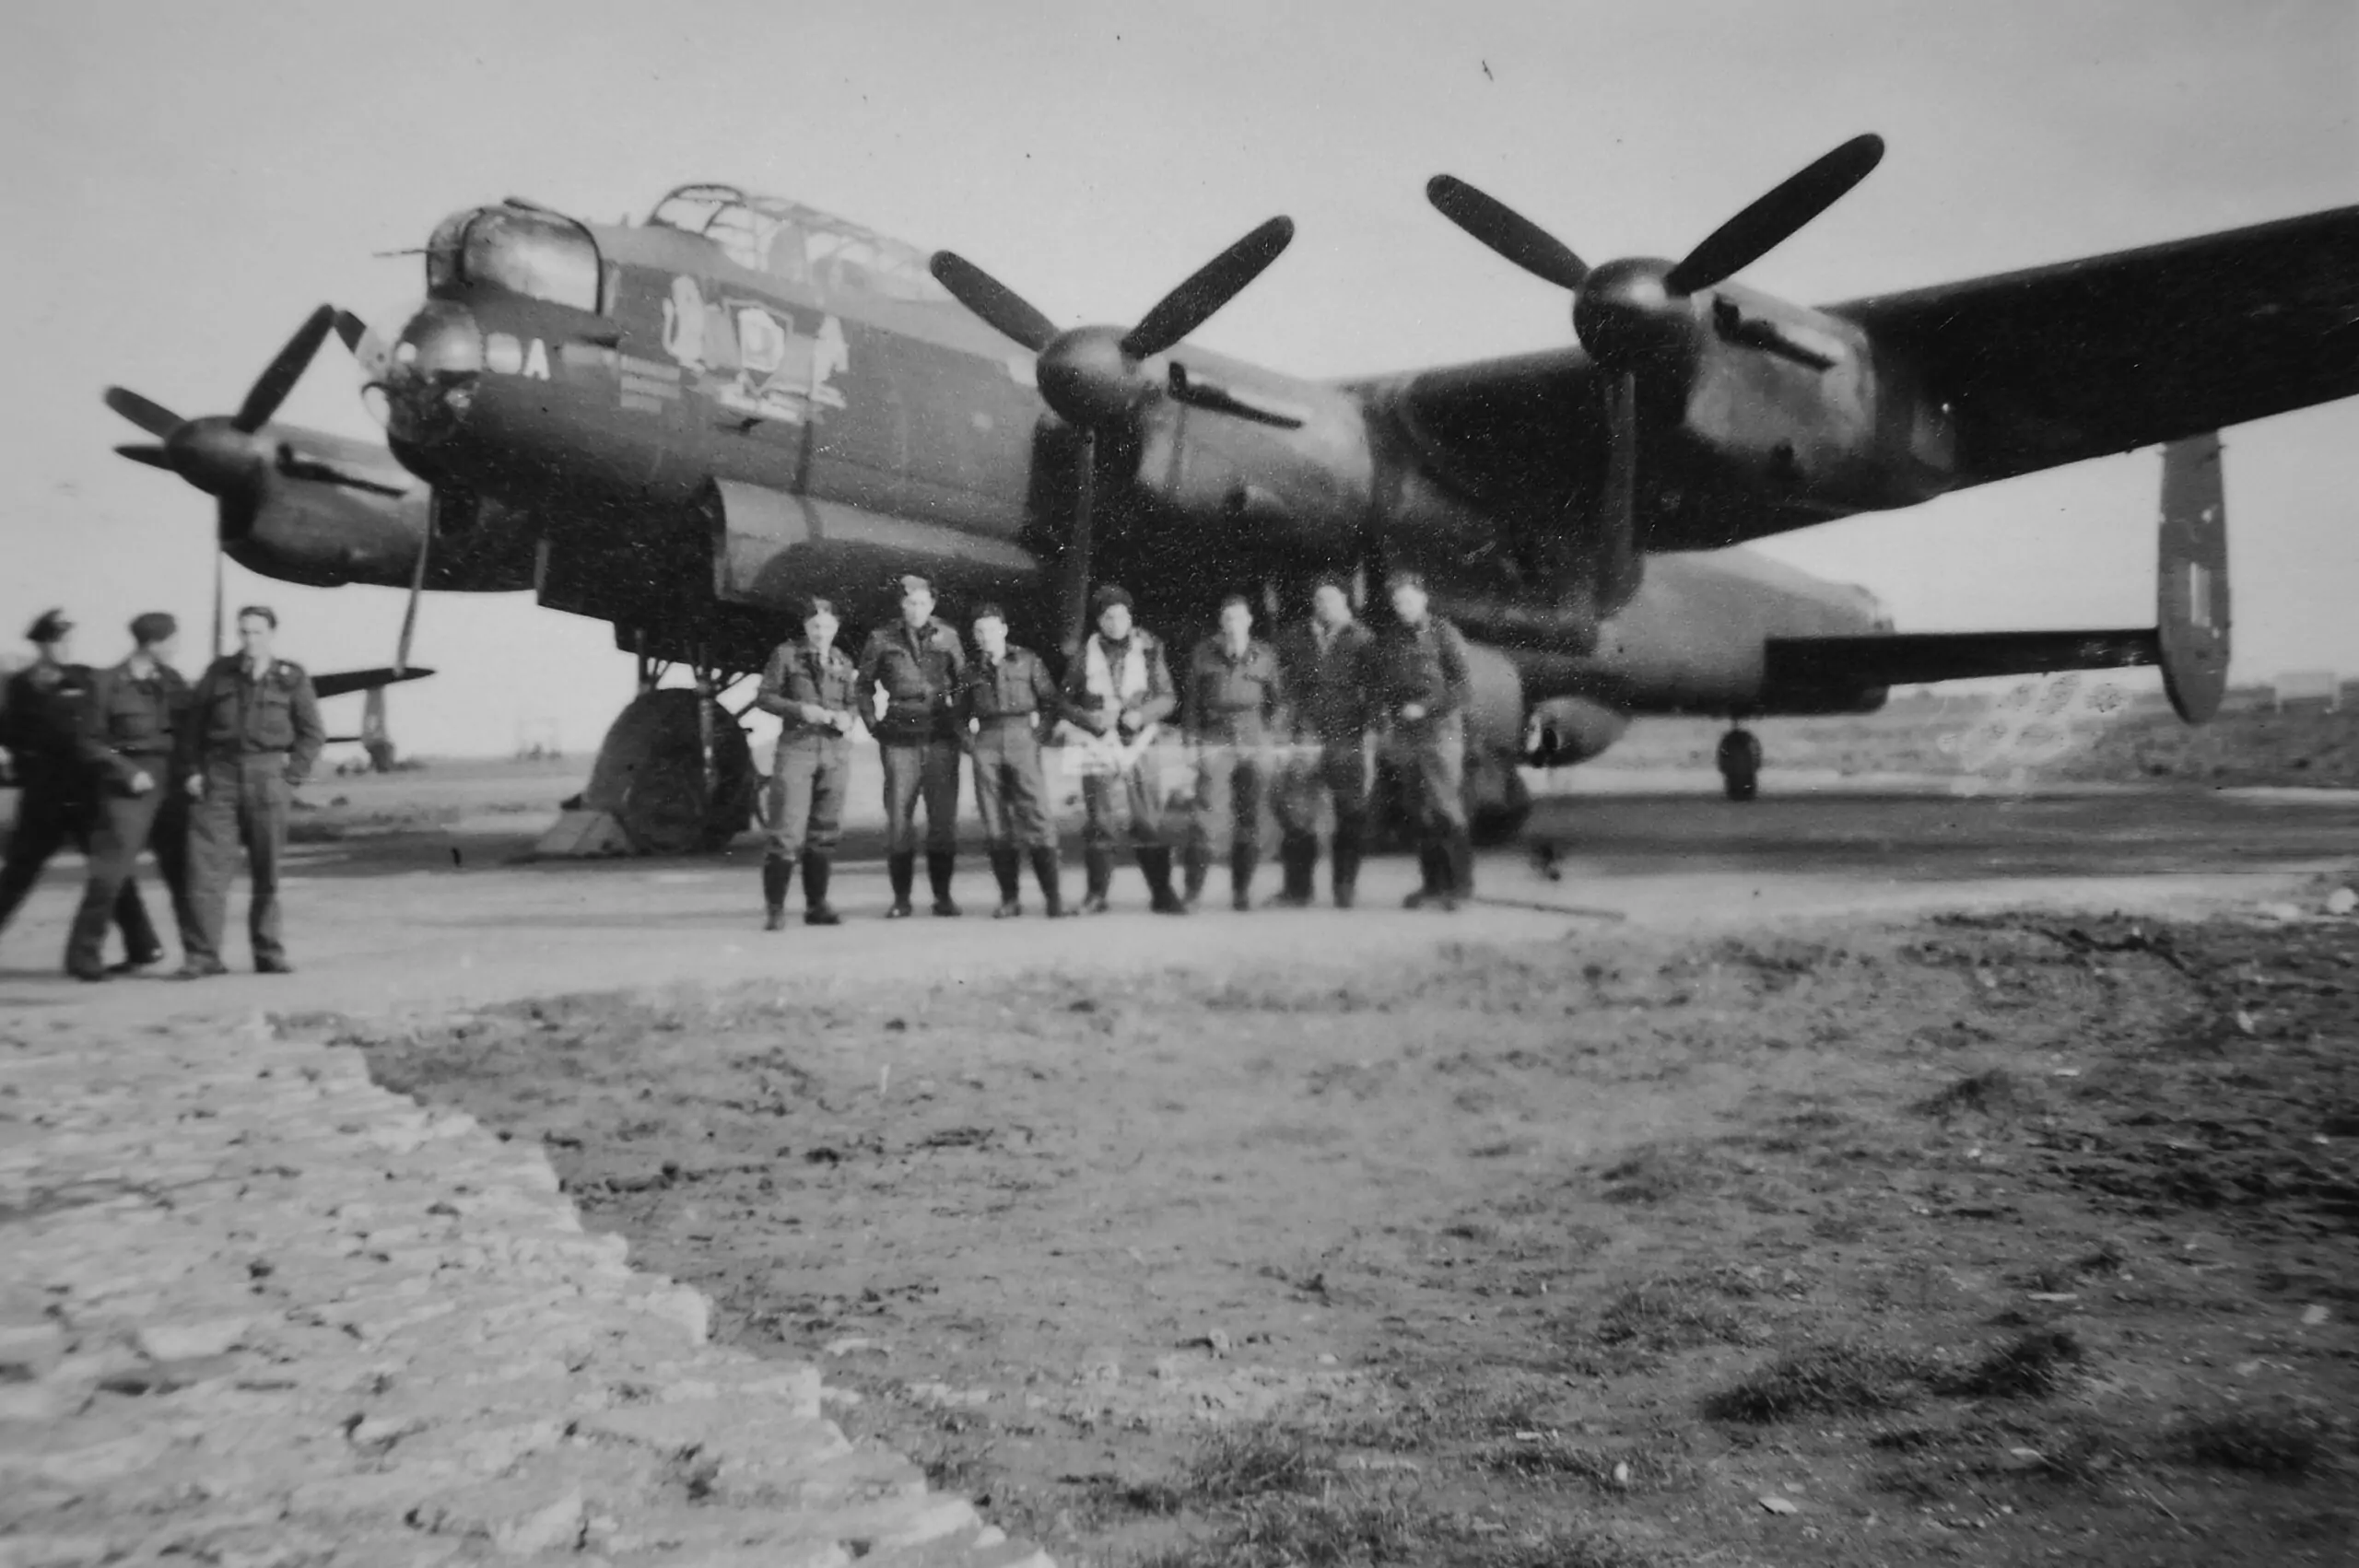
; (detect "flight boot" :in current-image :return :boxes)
[989,848,1024,919]
[801,851,842,926]
[1443,829,1476,911]
[1082,848,1114,914]
[1330,825,1364,909]
[761,855,793,931]
[885,852,917,919]
[927,851,961,917]
[1181,848,1210,908]
[1268,836,1316,907]
[1142,846,1190,915]
[1229,847,1259,912]
[1402,844,1448,909]
[1030,846,1073,918]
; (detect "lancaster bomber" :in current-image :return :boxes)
[104,137,2359,850]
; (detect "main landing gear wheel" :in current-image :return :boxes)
[584,688,759,854]
[1717,727,1762,802]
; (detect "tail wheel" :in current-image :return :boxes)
[1717,728,1762,802]
[586,688,759,854]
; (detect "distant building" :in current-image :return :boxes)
[2272,671,2341,712]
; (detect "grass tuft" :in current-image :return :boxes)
[1940,1328,2085,1399]
[2173,1410,2328,1478]
[1913,1067,2037,1121]
[1703,1340,1932,1422]
[1590,1277,1755,1353]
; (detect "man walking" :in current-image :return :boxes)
[1371,570,1474,911]
[755,596,860,930]
[1272,578,1376,908]
[958,603,1087,919]
[857,575,967,918]
[179,605,325,976]
[1063,586,1187,915]
[0,610,161,972]
[1180,594,1285,910]
[66,613,199,980]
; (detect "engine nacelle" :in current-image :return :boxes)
[226,483,433,589]
[1459,641,1525,759]
[1523,695,1630,766]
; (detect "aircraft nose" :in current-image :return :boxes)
[367,300,483,443]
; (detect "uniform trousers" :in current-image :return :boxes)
[1273,735,1372,844]
[879,739,962,854]
[970,722,1054,849]
[1080,749,1168,850]
[188,755,292,965]
[66,783,196,971]
[765,733,850,859]
[0,778,155,952]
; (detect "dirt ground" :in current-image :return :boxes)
[345,894,2359,1568]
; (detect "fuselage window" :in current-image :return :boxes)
[462,211,603,313]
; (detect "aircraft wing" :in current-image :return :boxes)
[310,667,436,701]
[1826,205,2359,486]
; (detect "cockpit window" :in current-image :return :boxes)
[426,212,470,294]
[646,183,950,305]
[460,209,603,312]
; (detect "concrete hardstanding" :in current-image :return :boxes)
[0,1012,1051,1566]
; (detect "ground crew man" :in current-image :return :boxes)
[958,603,1088,919]
[755,596,859,930]
[1063,585,1187,915]
[858,574,967,919]
[178,605,325,976]
[1181,594,1285,910]
[65,613,199,980]
[0,609,161,971]
[1371,570,1474,911]
[1272,578,1377,908]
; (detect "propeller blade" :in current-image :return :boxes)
[105,386,184,438]
[1060,427,1097,661]
[232,305,338,433]
[1425,176,1590,292]
[332,310,369,353]
[1122,216,1295,359]
[1666,134,1884,295]
[115,443,173,471]
[928,252,1059,354]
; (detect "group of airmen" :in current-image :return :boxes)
[0,605,324,979]
[749,568,1479,930]
[0,569,1477,976]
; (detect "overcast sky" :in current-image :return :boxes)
[3,0,2351,757]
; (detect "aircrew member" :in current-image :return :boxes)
[1181,594,1285,910]
[958,603,1088,919]
[65,613,199,980]
[0,609,162,973]
[755,595,859,929]
[1063,585,1187,915]
[1371,570,1474,911]
[1272,578,1377,907]
[857,574,967,919]
[178,605,326,976]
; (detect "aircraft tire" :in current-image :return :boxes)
[588,689,760,855]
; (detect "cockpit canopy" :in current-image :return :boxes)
[428,205,604,312]
[646,183,951,305]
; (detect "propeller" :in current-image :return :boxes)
[930,217,1295,654]
[1426,135,1884,609]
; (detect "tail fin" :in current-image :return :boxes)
[2156,433,2229,723]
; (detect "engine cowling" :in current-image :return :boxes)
[1523,695,1630,766]
[1460,642,1525,758]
